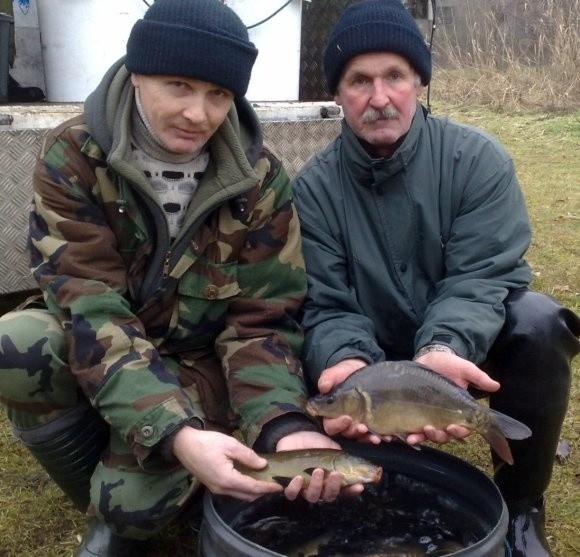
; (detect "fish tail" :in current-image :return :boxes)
[482,425,514,465]
[482,410,532,465]
[489,409,532,440]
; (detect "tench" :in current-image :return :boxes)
[305,361,532,465]
[235,448,383,487]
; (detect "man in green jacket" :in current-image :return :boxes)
[292,2,580,557]
[0,1,357,555]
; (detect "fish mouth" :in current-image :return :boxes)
[304,400,318,417]
[371,466,383,483]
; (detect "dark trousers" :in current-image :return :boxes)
[484,289,579,507]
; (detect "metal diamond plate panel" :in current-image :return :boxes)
[299,0,353,100]
[0,129,47,293]
[263,119,341,178]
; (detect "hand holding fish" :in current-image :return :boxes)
[234,446,382,503]
[172,427,283,501]
[415,349,500,391]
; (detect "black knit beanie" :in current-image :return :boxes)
[125,0,258,98]
[324,0,432,93]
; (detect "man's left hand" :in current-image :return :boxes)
[408,351,500,445]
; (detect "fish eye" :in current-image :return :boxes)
[325,396,335,405]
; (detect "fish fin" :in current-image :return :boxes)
[483,409,531,466]
[272,476,293,488]
[395,434,422,451]
[275,402,303,413]
[272,468,317,488]
[482,426,514,465]
[489,409,532,440]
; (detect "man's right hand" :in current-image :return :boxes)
[172,426,283,501]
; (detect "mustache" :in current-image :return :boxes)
[361,107,399,123]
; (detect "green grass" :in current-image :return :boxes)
[0,106,578,556]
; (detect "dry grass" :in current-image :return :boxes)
[431,0,580,110]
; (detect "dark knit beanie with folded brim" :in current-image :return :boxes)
[324,0,432,94]
[125,0,258,98]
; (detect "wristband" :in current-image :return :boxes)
[413,343,456,360]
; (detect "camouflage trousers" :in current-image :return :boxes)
[0,308,208,539]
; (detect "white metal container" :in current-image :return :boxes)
[36,0,146,102]
[225,0,302,101]
[36,0,302,103]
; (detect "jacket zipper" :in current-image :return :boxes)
[162,250,172,279]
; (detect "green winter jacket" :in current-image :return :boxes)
[293,104,532,382]
[29,60,310,462]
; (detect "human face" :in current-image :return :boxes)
[131,74,234,155]
[334,52,422,158]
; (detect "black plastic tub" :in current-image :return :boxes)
[199,441,508,557]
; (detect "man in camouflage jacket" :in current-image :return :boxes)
[0,1,351,554]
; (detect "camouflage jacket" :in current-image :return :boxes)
[29,60,311,463]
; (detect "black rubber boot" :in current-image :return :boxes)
[506,498,552,557]
[12,403,109,512]
[75,518,148,557]
[484,289,580,557]
[7,74,45,102]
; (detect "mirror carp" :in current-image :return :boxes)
[306,361,532,464]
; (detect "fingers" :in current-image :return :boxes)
[318,359,367,393]
[406,424,472,445]
[319,471,342,501]
[209,471,283,501]
[285,470,344,503]
[283,470,362,504]
[415,351,501,393]
[423,425,452,444]
[284,470,330,503]
[221,482,282,502]
[446,424,471,439]
[303,469,328,503]
[318,375,334,394]
[283,476,305,501]
[406,432,427,445]
[467,367,500,393]
[355,432,383,445]
[230,443,269,470]
[341,483,364,497]
[323,415,368,438]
